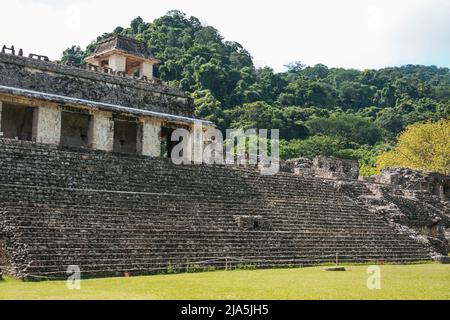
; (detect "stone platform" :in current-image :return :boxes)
[0,138,436,280]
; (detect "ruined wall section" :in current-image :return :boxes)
[282,157,450,256]
[281,156,359,180]
[0,138,435,279]
[335,180,450,256]
[375,168,450,201]
[0,53,194,118]
[313,157,359,180]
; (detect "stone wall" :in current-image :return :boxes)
[0,138,435,279]
[313,157,359,180]
[281,158,315,176]
[375,168,450,201]
[263,157,450,255]
[0,53,194,117]
[335,179,450,255]
[282,156,359,180]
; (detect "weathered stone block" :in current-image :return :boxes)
[32,105,61,145]
[0,53,194,118]
[139,119,161,157]
[89,111,114,152]
[235,215,272,231]
[313,156,359,180]
[376,168,450,201]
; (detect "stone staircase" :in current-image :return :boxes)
[0,138,434,279]
[335,180,449,255]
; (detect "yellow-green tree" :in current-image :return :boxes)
[377,119,450,175]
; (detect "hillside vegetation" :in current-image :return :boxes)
[61,10,450,175]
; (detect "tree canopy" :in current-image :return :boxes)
[376,119,450,175]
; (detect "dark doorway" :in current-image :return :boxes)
[161,127,177,158]
[61,111,91,148]
[113,120,138,154]
[0,103,34,141]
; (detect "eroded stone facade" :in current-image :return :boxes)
[0,40,214,158]
[282,158,450,255]
[0,53,192,117]
[282,156,359,180]
[374,168,450,201]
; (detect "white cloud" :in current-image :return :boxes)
[0,0,449,71]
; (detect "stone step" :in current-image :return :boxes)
[0,138,435,279]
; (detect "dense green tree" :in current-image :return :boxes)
[228,102,310,140]
[306,114,384,145]
[193,90,227,130]
[338,81,376,110]
[375,108,405,137]
[280,79,336,107]
[130,16,146,34]
[60,46,86,67]
[280,136,349,160]
[301,64,330,80]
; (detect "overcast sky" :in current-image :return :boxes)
[1,0,449,71]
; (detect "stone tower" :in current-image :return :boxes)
[85,35,160,79]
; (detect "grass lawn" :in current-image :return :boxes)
[0,264,449,300]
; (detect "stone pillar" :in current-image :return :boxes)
[139,119,161,157]
[109,54,126,73]
[191,122,204,164]
[32,105,61,145]
[88,111,114,151]
[140,62,154,79]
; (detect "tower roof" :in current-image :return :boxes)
[87,35,160,64]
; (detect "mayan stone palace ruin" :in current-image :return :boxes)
[0,37,449,280]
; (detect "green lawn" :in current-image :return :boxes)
[0,264,449,300]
